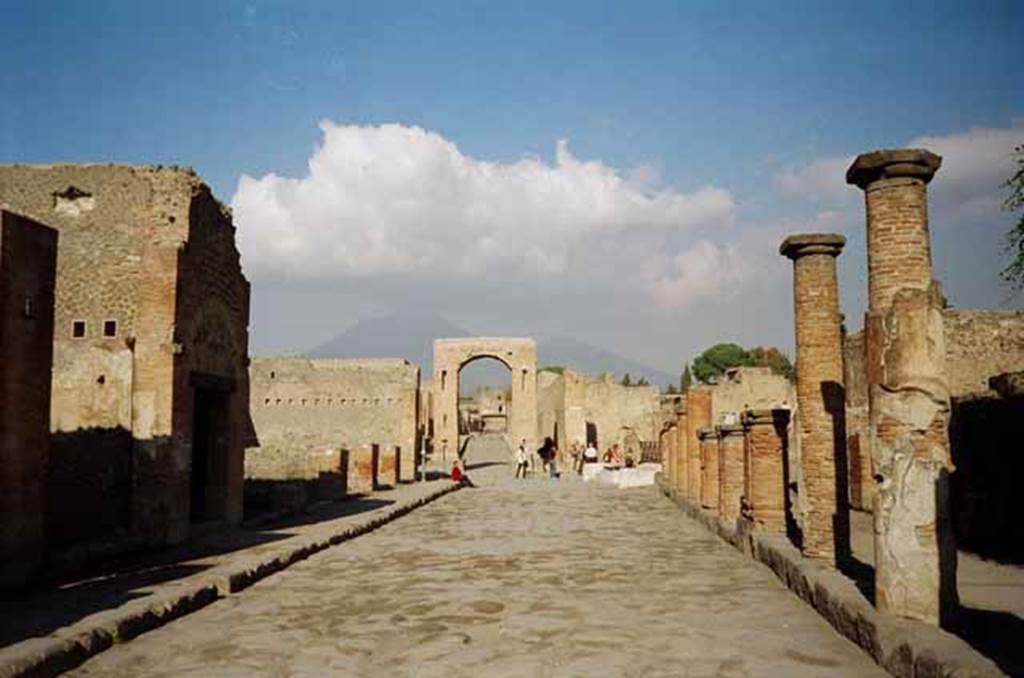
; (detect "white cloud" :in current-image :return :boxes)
[776,121,1023,217]
[232,122,735,281]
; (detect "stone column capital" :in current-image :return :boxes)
[779,233,846,260]
[697,426,717,441]
[845,148,942,189]
[741,408,791,428]
[716,423,744,438]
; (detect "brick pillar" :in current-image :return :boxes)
[780,233,849,565]
[674,406,688,491]
[742,409,790,532]
[847,149,957,625]
[687,388,711,500]
[698,427,719,510]
[717,424,744,521]
[664,424,676,485]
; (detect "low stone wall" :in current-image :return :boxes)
[656,476,1002,677]
[244,448,348,518]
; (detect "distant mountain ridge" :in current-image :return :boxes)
[306,314,673,390]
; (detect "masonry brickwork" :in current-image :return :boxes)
[0,165,252,553]
[686,388,712,499]
[435,338,536,460]
[781,233,848,565]
[673,406,688,491]
[848,149,957,625]
[536,367,659,459]
[698,427,719,509]
[0,210,57,589]
[710,367,794,425]
[716,424,744,521]
[741,409,790,532]
[247,357,419,494]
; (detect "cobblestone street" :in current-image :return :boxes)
[74,436,884,677]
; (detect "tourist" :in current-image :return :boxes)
[515,439,529,479]
[583,441,599,466]
[451,460,475,488]
[569,442,581,474]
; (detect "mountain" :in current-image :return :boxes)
[306,313,470,372]
[538,336,674,388]
[306,314,674,391]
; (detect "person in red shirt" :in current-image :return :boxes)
[451,460,475,487]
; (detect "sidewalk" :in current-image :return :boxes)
[0,479,459,677]
[849,510,1024,674]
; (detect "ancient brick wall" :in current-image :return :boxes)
[0,210,57,589]
[0,165,251,551]
[710,367,794,425]
[536,368,660,460]
[942,310,1024,395]
[247,358,419,487]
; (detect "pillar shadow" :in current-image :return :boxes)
[822,381,852,568]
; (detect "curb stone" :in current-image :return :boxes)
[655,475,1003,678]
[0,481,461,678]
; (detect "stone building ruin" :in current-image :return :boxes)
[433,338,537,459]
[0,164,252,563]
[0,210,58,589]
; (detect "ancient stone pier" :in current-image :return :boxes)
[687,388,712,499]
[847,149,957,625]
[673,405,688,491]
[716,424,744,521]
[698,427,719,510]
[741,409,790,532]
[664,423,677,486]
[0,211,57,589]
[349,444,380,494]
[780,233,848,564]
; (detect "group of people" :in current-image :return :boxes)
[513,438,634,479]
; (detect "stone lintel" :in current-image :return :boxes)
[697,426,717,440]
[741,409,790,428]
[845,148,942,189]
[779,233,846,260]
[716,424,744,437]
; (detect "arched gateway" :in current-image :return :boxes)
[433,338,537,459]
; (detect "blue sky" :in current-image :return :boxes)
[2,1,1021,373]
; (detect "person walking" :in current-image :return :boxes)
[515,439,529,479]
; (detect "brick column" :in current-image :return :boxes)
[847,149,957,625]
[674,406,688,492]
[742,409,790,532]
[780,233,849,565]
[687,388,711,500]
[716,424,744,521]
[698,427,719,510]
[664,424,676,486]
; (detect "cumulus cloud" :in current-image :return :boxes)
[233,122,735,281]
[776,121,1023,217]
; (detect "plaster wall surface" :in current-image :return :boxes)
[0,210,57,589]
[536,368,660,459]
[0,164,251,550]
[247,357,420,483]
[711,367,794,425]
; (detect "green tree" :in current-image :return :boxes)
[636,376,649,387]
[692,343,753,384]
[665,384,679,394]
[621,373,632,386]
[749,346,795,381]
[1002,143,1024,293]
[680,364,692,393]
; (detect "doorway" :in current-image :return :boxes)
[191,386,230,523]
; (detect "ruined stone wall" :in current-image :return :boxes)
[0,165,251,550]
[844,310,1024,515]
[710,367,794,425]
[536,368,660,457]
[0,210,57,589]
[247,358,420,485]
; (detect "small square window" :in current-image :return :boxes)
[103,320,117,337]
[72,321,86,338]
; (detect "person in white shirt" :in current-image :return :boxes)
[583,442,599,466]
[515,439,529,479]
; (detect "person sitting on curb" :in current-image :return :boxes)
[451,460,476,488]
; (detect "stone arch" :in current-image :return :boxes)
[433,338,537,460]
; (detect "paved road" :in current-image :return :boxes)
[74,435,884,677]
